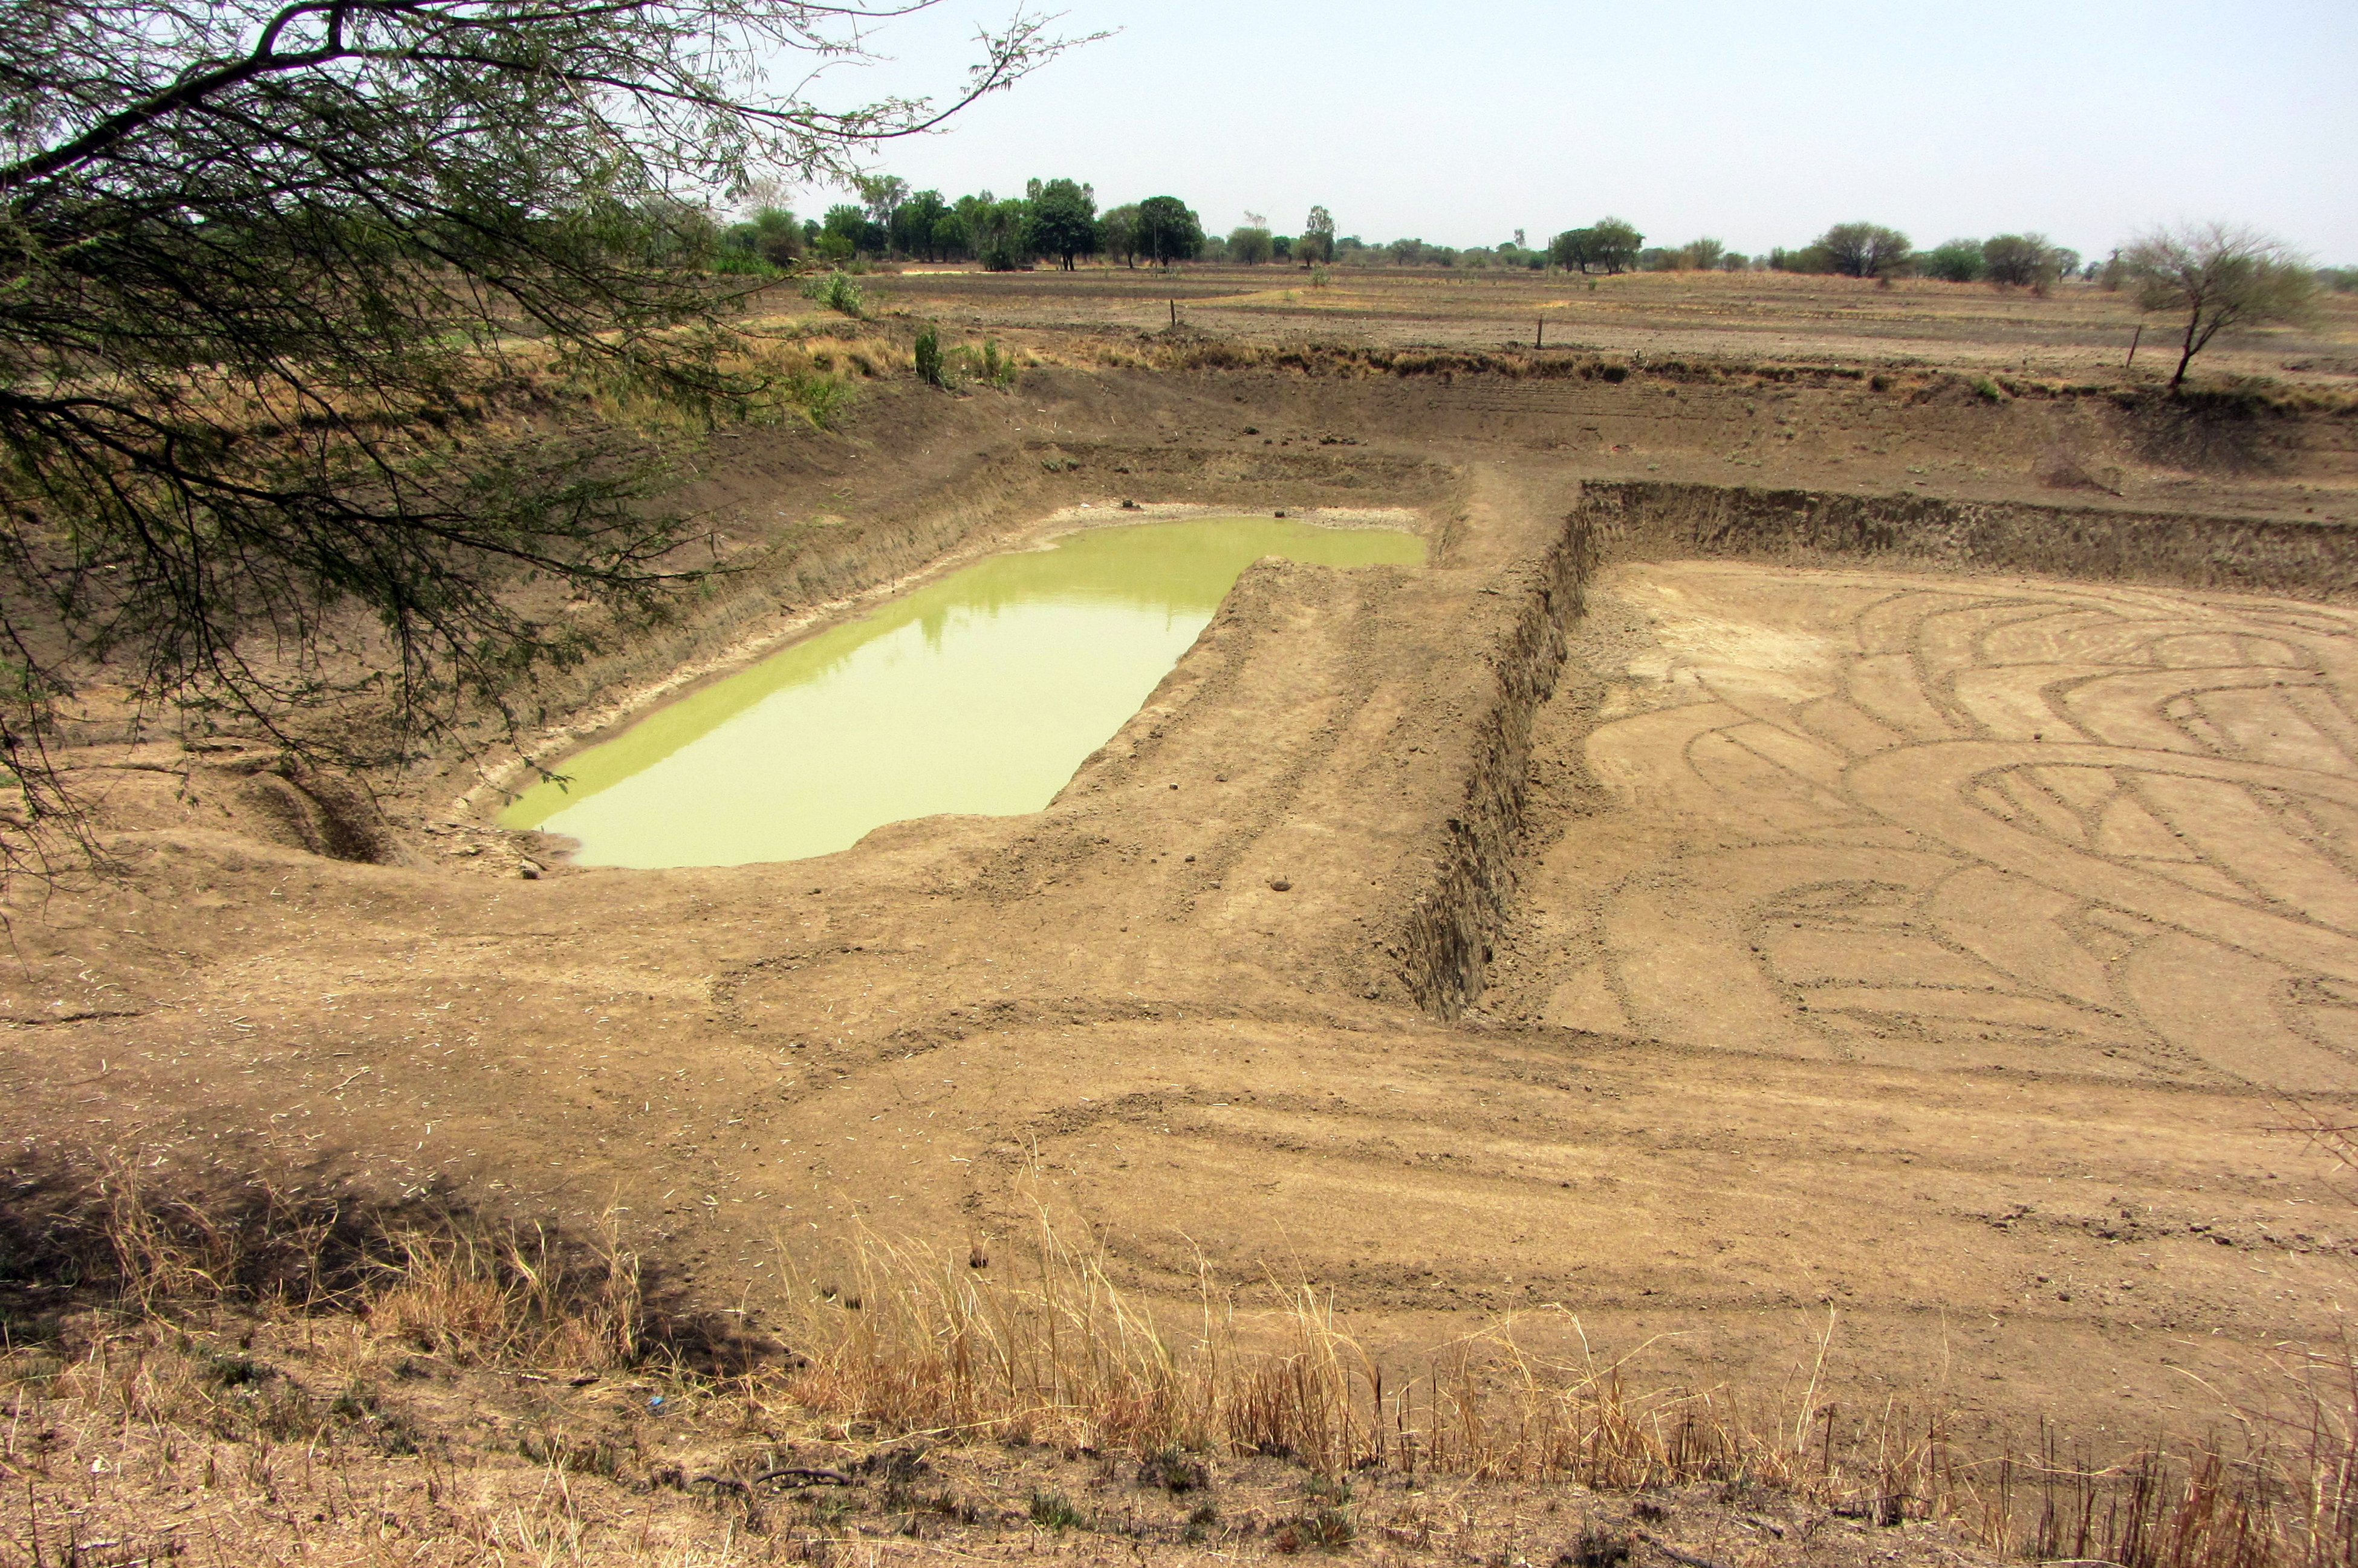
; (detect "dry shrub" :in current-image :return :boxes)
[7,1156,659,1373]
[363,1219,645,1371]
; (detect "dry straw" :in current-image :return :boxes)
[764,1207,2354,1565]
[5,1162,2354,1566]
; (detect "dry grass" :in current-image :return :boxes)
[0,1163,2350,1564]
[767,1214,2356,1567]
[867,262,2358,394]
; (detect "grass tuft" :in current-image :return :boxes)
[2,1159,2352,1566]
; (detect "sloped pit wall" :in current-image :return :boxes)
[1578,479,2358,601]
[1390,479,2358,1018]
[1392,523,1594,1017]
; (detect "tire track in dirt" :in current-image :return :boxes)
[1498,561,2358,1093]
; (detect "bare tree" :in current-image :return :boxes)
[0,0,1085,876]
[2123,223,2318,392]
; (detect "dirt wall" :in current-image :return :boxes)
[1385,478,2358,1019]
[1576,479,2358,600]
[1392,529,1591,1016]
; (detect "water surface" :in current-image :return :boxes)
[500,517,1423,867]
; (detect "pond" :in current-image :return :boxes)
[498,516,1425,867]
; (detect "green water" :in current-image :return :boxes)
[499,517,1424,867]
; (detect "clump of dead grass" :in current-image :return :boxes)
[4,1160,2353,1566]
[764,1213,2358,1568]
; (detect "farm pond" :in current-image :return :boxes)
[499,516,1424,867]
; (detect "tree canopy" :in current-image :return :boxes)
[0,0,1078,867]
[1299,206,1336,265]
[1134,196,1204,267]
[2125,223,2317,391]
[1981,233,2079,290]
[1549,219,1643,274]
[1816,223,1913,277]
[1920,239,1986,283]
[1028,179,1099,271]
[1099,203,1141,268]
[1229,225,1274,265]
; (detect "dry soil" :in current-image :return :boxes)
[8,271,2358,1472]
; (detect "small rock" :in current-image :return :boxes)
[1270,880,1293,893]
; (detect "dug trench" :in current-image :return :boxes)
[7,365,2358,1462]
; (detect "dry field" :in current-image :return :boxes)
[5,270,2358,1563]
[865,264,2358,385]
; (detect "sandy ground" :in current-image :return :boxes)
[7,291,2358,1473]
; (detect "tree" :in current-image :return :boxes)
[1680,238,1727,271]
[1100,204,1141,268]
[1587,219,1644,273]
[748,206,804,267]
[1228,225,1274,265]
[0,0,1083,872]
[856,174,910,235]
[717,205,804,270]
[944,191,1001,262]
[1921,238,1986,283]
[1983,233,2073,290]
[1134,197,1204,266]
[1028,179,1097,270]
[891,189,950,260]
[1817,223,1912,278]
[1299,206,1336,265]
[1547,220,1639,274]
[1553,219,1642,274]
[972,197,1033,271]
[2123,223,2318,392]
[823,204,883,256]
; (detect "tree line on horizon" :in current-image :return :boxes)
[709,179,2358,300]
[727,181,2338,398]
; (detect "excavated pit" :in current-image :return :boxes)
[10,366,2358,1454]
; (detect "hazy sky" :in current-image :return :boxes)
[776,0,2357,263]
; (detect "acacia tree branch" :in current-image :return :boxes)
[0,3,351,193]
[0,0,1091,884]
